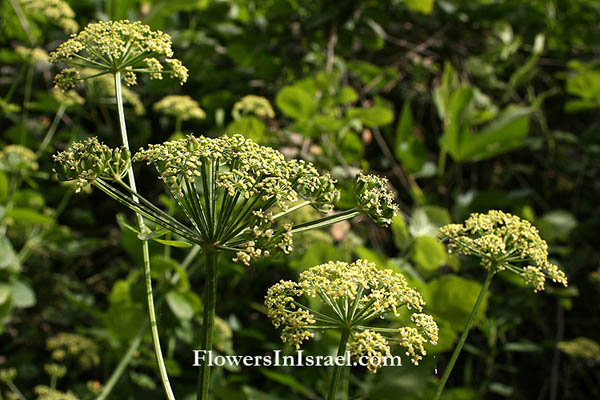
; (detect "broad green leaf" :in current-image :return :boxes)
[149,255,180,279]
[5,208,53,225]
[458,106,531,161]
[108,280,132,305]
[404,0,434,14]
[166,290,195,320]
[395,102,413,142]
[0,237,20,271]
[129,371,157,390]
[337,86,358,104]
[394,103,427,174]
[339,131,364,162]
[0,284,11,321]
[438,86,474,159]
[275,86,316,120]
[347,106,394,127]
[0,171,8,202]
[227,116,267,143]
[537,210,578,242]
[259,369,314,397]
[411,236,447,272]
[9,280,36,308]
[391,215,411,250]
[408,206,452,238]
[427,275,489,331]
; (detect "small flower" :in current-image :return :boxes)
[354,172,399,226]
[153,95,206,121]
[46,333,100,369]
[15,45,49,64]
[0,144,39,173]
[44,363,67,378]
[19,0,78,33]
[265,259,438,371]
[438,210,569,292]
[232,95,275,120]
[51,87,84,108]
[34,385,80,400]
[52,137,131,192]
[50,20,188,89]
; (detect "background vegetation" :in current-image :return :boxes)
[1,0,599,399]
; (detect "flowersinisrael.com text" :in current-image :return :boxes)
[192,350,403,368]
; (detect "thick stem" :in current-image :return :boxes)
[327,329,351,400]
[433,269,494,400]
[197,250,220,400]
[114,72,176,400]
[96,322,147,400]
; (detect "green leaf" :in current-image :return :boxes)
[5,208,53,225]
[408,206,451,238]
[0,237,20,271]
[391,215,411,250]
[411,236,447,272]
[337,86,358,104]
[227,117,267,143]
[404,0,434,14]
[427,275,489,331]
[259,368,314,397]
[458,106,531,161]
[153,238,193,248]
[0,283,12,322]
[166,290,195,320]
[9,280,36,308]
[0,171,9,202]
[537,210,577,242]
[275,86,316,120]
[394,103,427,174]
[347,106,394,127]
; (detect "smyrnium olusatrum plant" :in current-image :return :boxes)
[433,210,568,400]
[50,19,189,400]
[53,133,399,399]
[265,259,438,400]
[154,95,206,134]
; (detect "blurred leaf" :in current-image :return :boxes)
[5,208,53,225]
[9,280,36,308]
[391,215,411,250]
[0,237,20,271]
[537,210,577,242]
[347,106,394,127]
[404,0,434,14]
[409,206,451,238]
[166,290,195,320]
[153,238,193,248]
[259,368,314,397]
[337,86,358,104]
[427,275,489,330]
[411,236,447,272]
[276,86,316,120]
[394,102,427,173]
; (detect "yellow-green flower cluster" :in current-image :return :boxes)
[20,0,78,33]
[34,386,79,400]
[232,95,275,119]
[0,99,21,115]
[354,172,398,226]
[265,260,438,370]
[44,363,67,378]
[15,45,49,64]
[50,20,188,90]
[438,210,568,292]
[52,137,131,192]
[51,87,84,108]
[0,144,39,173]
[47,333,100,369]
[154,95,206,120]
[0,368,17,383]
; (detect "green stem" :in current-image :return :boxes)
[433,269,494,400]
[114,71,176,400]
[96,322,147,400]
[327,329,351,400]
[197,250,220,400]
[36,104,66,157]
[5,381,26,400]
[50,375,56,389]
[175,115,182,135]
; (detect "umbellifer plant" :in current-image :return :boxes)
[265,259,439,399]
[53,132,399,399]
[49,19,188,400]
[433,210,568,400]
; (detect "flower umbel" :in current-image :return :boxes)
[232,95,275,119]
[154,95,206,121]
[438,210,568,292]
[53,134,398,265]
[50,20,188,90]
[265,259,438,371]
